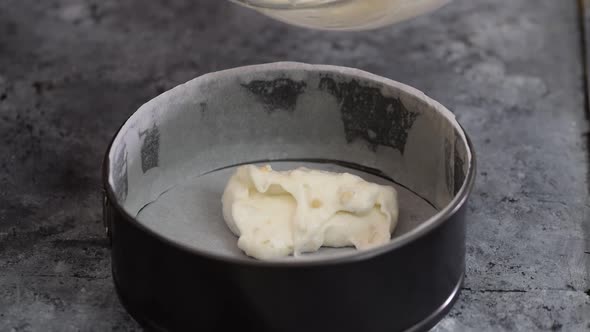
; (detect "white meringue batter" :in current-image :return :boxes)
[222,165,399,260]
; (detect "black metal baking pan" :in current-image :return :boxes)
[102,62,476,332]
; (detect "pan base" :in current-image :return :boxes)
[136,160,438,261]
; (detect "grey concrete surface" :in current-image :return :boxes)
[0,0,588,330]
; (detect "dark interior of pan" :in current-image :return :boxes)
[103,62,475,332]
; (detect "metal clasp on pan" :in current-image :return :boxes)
[102,191,113,246]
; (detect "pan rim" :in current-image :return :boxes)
[102,62,477,267]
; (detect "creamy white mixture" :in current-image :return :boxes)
[252,0,450,30]
[222,165,399,260]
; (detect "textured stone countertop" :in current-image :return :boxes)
[1,0,589,330]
